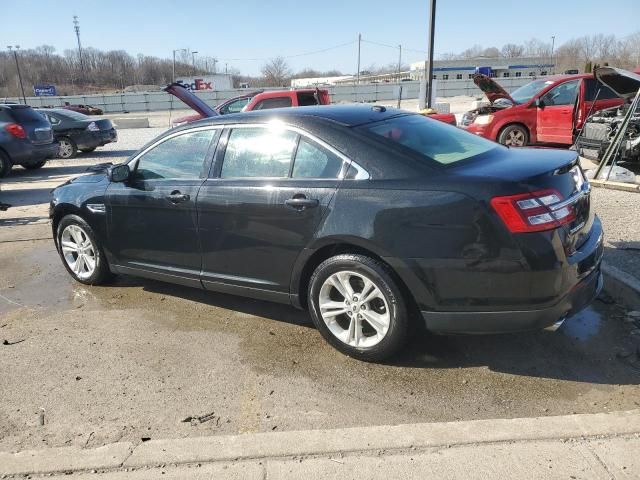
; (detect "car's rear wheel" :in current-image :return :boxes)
[0,151,11,177]
[308,254,409,361]
[23,160,47,170]
[498,124,529,147]
[57,137,78,159]
[56,215,112,285]
[80,147,96,153]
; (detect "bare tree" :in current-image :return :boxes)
[501,43,524,58]
[261,56,292,87]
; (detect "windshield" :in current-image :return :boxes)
[363,114,500,165]
[510,79,555,104]
[57,109,90,121]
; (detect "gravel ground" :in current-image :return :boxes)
[591,187,640,279]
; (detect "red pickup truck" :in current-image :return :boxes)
[166,85,331,126]
[461,73,623,146]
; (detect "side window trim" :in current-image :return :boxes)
[128,125,221,180]
[210,123,370,181]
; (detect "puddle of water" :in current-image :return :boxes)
[560,306,603,342]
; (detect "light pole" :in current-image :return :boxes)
[73,16,84,76]
[172,48,187,83]
[550,35,556,74]
[425,0,437,109]
[7,45,27,104]
[397,44,402,81]
[192,51,198,73]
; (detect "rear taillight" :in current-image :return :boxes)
[491,189,576,233]
[86,121,99,131]
[5,123,26,139]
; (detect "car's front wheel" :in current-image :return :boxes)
[56,215,112,285]
[308,254,409,361]
[498,124,529,147]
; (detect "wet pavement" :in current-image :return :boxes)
[1,143,639,452]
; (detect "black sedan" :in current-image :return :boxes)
[49,105,602,361]
[39,109,117,159]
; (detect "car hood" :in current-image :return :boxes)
[163,83,218,118]
[594,66,640,100]
[472,74,515,104]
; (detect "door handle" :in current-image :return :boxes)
[166,191,190,204]
[285,196,319,211]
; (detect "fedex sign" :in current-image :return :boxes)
[175,75,233,92]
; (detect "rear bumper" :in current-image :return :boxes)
[422,218,604,335]
[422,267,602,334]
[72,130,118,150]
[7,141,58,165]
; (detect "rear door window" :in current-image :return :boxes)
[221,127,297,178]
[253,97,293,110]
[292,137,344,178]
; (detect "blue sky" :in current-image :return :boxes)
[3,0,639,75]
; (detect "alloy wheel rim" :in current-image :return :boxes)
[60,225,96,280]
[59,140,73,158]
[318,270,390,348]
[505,130,525,146]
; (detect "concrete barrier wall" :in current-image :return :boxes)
[3,77,536,114]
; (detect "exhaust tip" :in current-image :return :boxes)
[544,316,567,332]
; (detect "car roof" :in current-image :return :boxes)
[192,104,410,128]
[0,103,33,110]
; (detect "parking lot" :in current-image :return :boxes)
[0,129,639,453]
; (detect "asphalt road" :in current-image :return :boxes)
[0,130,639,452]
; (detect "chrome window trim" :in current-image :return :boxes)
[220,122,370,181]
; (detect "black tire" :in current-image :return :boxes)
[0,150,12,178]
[23,160,47,170]
[80,147,96,153]
[308,254,409,362]
[498,124,529,147]
[56,214,113,285]
[57,137,78,159]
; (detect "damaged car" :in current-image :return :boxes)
[462,73,622,147]
[577,67,640,164]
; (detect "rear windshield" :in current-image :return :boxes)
[9,106,47,123]
[56,110,90,121]
[361,114,500,165]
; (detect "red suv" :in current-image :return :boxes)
[462,74,623,146]
[165,84,331,127]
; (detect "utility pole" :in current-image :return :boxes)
[172,48,187,83]
[192,51,198,73]
[225,63,228,74]
[7,46,27,104]
[550,35,556,74]
[397,44,402,81]
[73,16,84,76]
[425,0,437,109]
[212,58,218,74]
[356,33,361,86]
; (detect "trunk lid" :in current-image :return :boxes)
[472,74,515,104]
[454,147,592,250]
[94,119,114,130]
[164,83,218,118]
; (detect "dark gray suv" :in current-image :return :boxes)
[0,104,58,177]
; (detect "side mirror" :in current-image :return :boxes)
[535,98,545,109]
[110,164,130,182]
